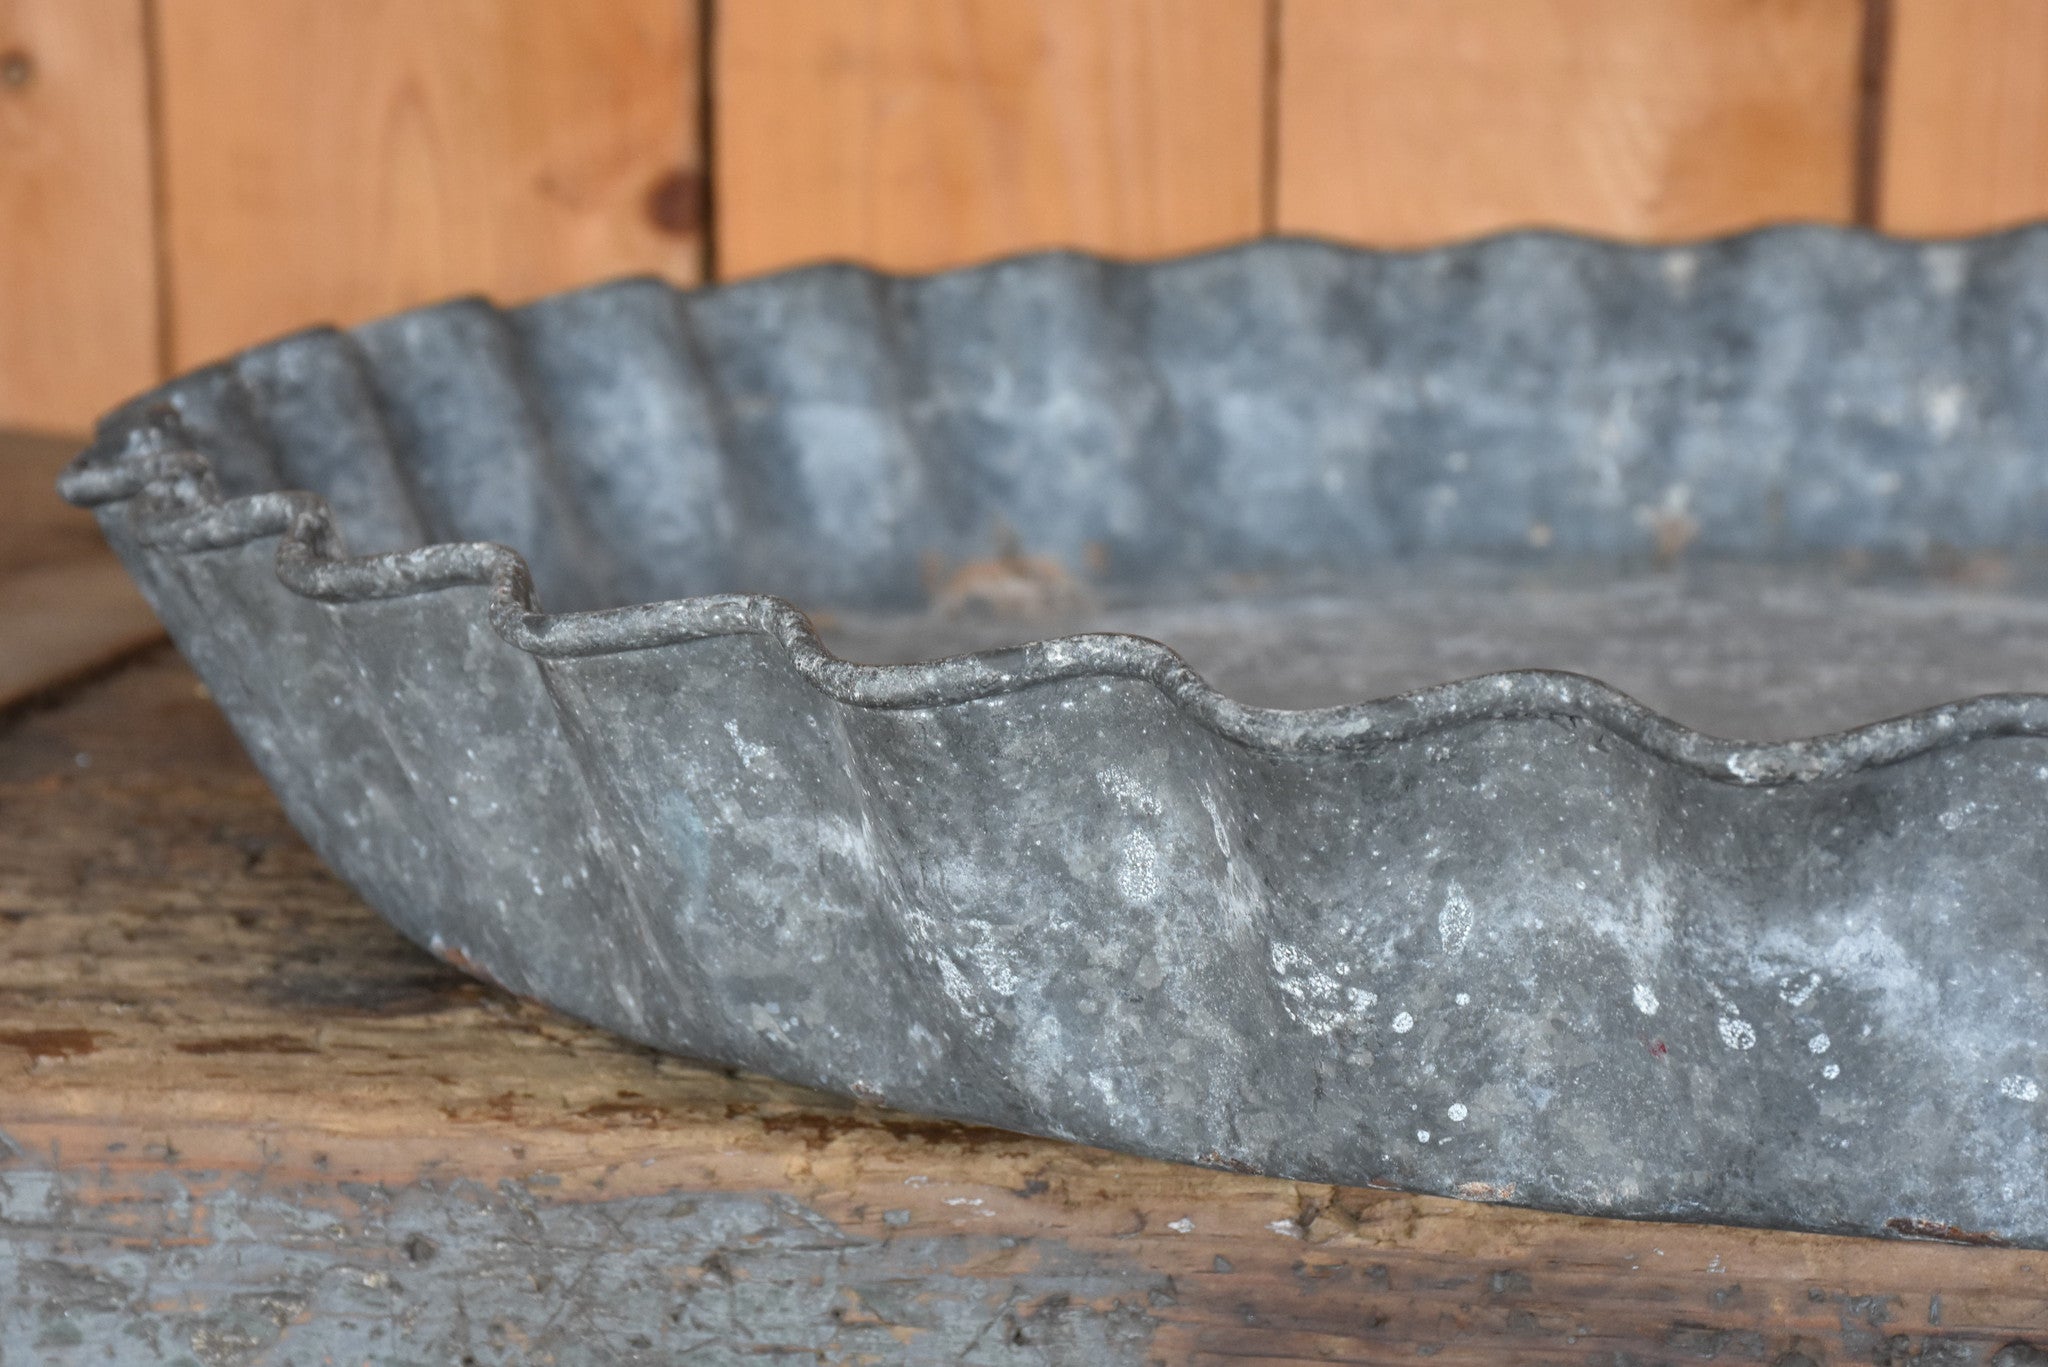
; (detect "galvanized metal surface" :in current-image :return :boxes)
[58,228,2048,1246]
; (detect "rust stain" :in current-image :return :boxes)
[878,1116,1026,1150]
[924,539,1089,619]
[759,1112,861,1150]
[756,1110,1027,1152]
[476,1090,528,1123]
[430,940,509,993]
[1928,545,2014,590]
[577,1099,665,1123]
[1884,1217,2013,1248]
[1198,1150,1260,1174]
[1650,508,1700,568]
[440,1089,534,1125]
[1294,1186,1372,1243]
[173,1033,320,1056]
[0,1027,100,1059]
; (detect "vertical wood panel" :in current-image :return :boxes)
[713,0,1268,279]
[1276,0,1866,246]
[0,0,157,433]
[157,0,702,370]
[1879,0,2048,235]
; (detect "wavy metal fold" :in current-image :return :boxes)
[62,228,2048,1246]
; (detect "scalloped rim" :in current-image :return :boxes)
[60,414,2048,789]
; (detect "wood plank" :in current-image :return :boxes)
[156,0,702,370]
[0,0,158,433]
[6,653,2048,1362]
[0,429,159,709]
[713,0,1267,279]
[1879,0,2048,235]
[1276,0,1866,246]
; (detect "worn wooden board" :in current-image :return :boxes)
[4,651,2047,1363]
[1878,0,2048,236]
[155,0,704,370]
[0,429,160,710]
[712,0,1267,279]
[1274,0,1866,246]
[0,0,159,433]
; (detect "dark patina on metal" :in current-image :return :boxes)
[61,228,2048,1246]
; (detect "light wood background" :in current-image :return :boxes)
[1,0,2043,434]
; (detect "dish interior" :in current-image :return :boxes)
[817,557,2048,741]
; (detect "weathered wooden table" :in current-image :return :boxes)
[5,652,2048,1363]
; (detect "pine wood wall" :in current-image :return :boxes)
[0,0,2041,434]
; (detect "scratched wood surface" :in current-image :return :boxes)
[1878,0,2048,237]
[0,0,158,433]
[1274,0,1866,246]
[154,0,705,372]
[0,429,159,711]
[711,0,1267,278]
[3,651,2047,1363]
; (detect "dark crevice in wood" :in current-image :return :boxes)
[140,0,175,385]
[1260,0,1283,236]
[1854,0,1894,228]
[698,0,721,283]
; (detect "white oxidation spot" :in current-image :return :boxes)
[1632,984,1659,1017]
[1448,1103,1468,1123]
[1392,1011,1415,1035]
[1717,1016,1757,1051]
[1922,243,1968,294]
[1662,248,1698,295]
[1808,1032,1831,1055]
[1923,383,1967,441]
[2001,1075,2042,1103]
[1113,831,1159,902]
[1099,765,1163,816]
[1168,1218,1195,1234]
[1200,792,1232,856]
[1416,1129,1432,1144]
[1268,941,1361,1038]
[723,719,768,770]
[1454,992,1471,1007]
[1822,1063,1840,1081]
[1779,972,1821,1007]
[1439,883,1474,956]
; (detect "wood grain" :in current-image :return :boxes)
[0,429,159,710]
[0,0,158,433]
[5,653,2048,1362]
[1275,0,1866,246]
[713,0,1267,279]
[1879,0,2048,235]
[155,0,703,370]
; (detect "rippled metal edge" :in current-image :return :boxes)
[58,414,2048,787]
